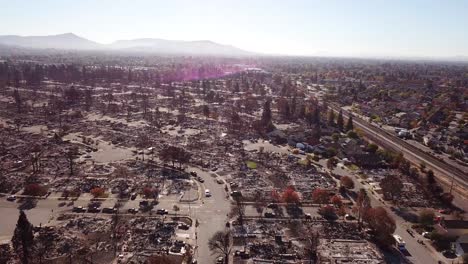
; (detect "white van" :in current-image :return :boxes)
[393,234,405,250]
[205,189,211,197]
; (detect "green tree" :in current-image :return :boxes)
[261,100,272,126]
[346,115,354,131]
[13,89,22,113]
[337,110,344,131]
[347,130,358,139]
[313,107,320,125]
[367,143,378,153]
[380,174,403,201]
[331,133,340,142]
[202,104,210,120]
[173,205,180,216]
[327,109,335,126]
[12,211,34,264]
[426,170,436,187]
[419,209,435,226]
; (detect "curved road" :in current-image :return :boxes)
[188,167,231,264]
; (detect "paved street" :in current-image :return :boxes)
[187,167,231,264]
[333,105,468,212]
[330,165,445,264]
[0,166,232,264]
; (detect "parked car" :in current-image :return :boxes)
[7,195,17,201]
[438,209,451,214]
[205,189,211,197]
[190,171,197,177]
[72,206,86,213]
[130,193,137,200]
[345,214,356,220]
[235,250,250,259]
[128,208,139,214]
[197,177,204,183]
[102,207,117,214]
[230,191,242,198]
[156,209,169,215]
[139,200,149,207]
[422,231,430,238]
[264,212,276,218]
[178,223,190,230]
[267,203,278,209]
[88,207,101,213]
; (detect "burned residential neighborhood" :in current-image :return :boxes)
[0,1,468,264]
[0,52,466,264]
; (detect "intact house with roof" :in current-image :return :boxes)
[454,235,468,256]
[434,219,468,237]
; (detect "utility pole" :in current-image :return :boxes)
[449,173,455,194]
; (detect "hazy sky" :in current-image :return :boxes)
[1,0,467,57]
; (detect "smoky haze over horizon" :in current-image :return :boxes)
[1,0,467,58]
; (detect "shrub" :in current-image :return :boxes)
[319,205,337,220]
[90,187,106,198]
[340,176,355,189]
[419,209,435,226]
[23,184,48,197]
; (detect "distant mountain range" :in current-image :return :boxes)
[0,33,253,56]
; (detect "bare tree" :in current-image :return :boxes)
[229,196,246,228]
[65,147,79,176]
[208,230,232,264]
[253,191,266,216]
[354,188,371,229]
[304,229,319,264]
[30,144,42,174]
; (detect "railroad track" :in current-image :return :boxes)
[330,105,468,199]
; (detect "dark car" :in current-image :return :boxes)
[72,206,86,213]
[156,209,169,215]
[264,212,276,218]
[178,223,190,230]
[235,250,250,259]
[267,203,278,209]
[190,171,197,177]
[231,191,242,198]
[439,209,451,214]
[128,208,139,214]
[88,207,101,213]
[102,207,117,214]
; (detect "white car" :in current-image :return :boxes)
[205,189,211,197]
[422,231,430,238]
